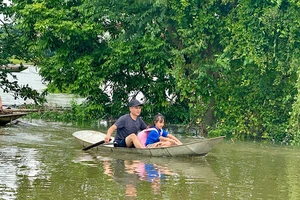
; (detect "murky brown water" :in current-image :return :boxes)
[2,67,300,199]
[1,119,300,200]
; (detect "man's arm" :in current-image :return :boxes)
[140,118,148,130]
[105,124,117,143]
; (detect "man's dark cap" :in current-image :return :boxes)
[129,99,143,107]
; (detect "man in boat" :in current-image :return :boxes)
[104,99,147,148]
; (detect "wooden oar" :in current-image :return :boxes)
[83,139,111,151]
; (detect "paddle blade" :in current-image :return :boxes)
[82,139,111,151]
[83,140,105,151]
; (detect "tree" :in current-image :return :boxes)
[3,0,300,144]
[0,1,46,105]
[214,0,300,141]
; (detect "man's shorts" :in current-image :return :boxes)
[114,139,135,148]
[114,139,127,147]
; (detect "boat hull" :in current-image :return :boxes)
[73,130,225,157]
[0,113,28,125]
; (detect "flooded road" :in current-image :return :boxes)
[1,120,300,200]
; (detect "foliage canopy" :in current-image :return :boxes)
[1,0,300,144]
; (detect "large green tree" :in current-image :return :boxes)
[215,0,300,141]
[3,0,300,143]
[0,1,46,104]
[8,0,227,124]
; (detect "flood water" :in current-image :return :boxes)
[1,120,300,200]
[2,68,300,199]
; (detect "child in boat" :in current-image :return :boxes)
[145,113,182,148]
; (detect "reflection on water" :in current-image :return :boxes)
[0,147,46,199]
[100,158,176,197]
[0,120,81,200]
[209,141,300,200]
[74,154,173,198]
[2,121,300,199]
[73,152,220,199]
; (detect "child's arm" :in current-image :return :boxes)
[159,134,182,145]
[167,134,182,145]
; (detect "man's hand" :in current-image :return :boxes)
[104,135,111,143]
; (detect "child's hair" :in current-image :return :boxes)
[153,113,165,126]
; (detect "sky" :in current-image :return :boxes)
[0,0,11,22]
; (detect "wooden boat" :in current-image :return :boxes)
[0,64,29,72]
[72,130,225,157]
[0,112,28,125]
